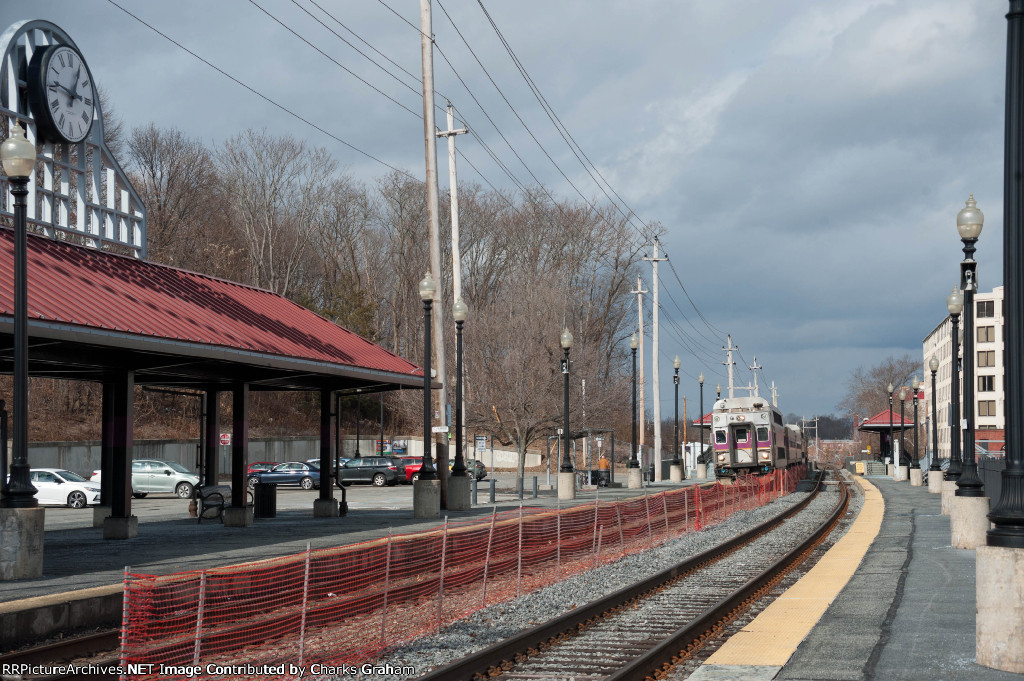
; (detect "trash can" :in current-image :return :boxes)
[596,470,610,487]
[253,482,277,518]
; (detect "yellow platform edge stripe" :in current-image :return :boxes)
[704,476,883,666]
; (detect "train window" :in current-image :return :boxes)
[756,426,769,442]
[715,430,727,444]
[779,447,786,459]
[773,412,783,425]
[735,427,748,443]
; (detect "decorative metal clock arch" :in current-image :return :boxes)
[0,20,146,257]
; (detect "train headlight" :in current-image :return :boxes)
[760,451,770,460]
[717,454,727,462]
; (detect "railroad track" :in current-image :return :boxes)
[0,629,121,681]
[417,470,848,681]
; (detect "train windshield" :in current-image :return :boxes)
[756,427,769,441]
[735,427,749,443]
[715,431,726,444]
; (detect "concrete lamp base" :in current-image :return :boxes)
[941,480,957,516]
[557,471,576,501]
[909,468,922,486]
[313,498,339,518]
[447,476,472,511]
[887,464,895,477]
[669,465,682,482]
[92,505,110,529]
[102,514,138,540]
[894,465,908,481]
[928,471,943,494]
[223,506,253,527]
[977,545,1024,673]
[413,479,441,518]
[695,465,707,480]
[950,495,990,550]
[627,468,642,490]
[0,507,45,580]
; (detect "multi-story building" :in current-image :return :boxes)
[922,286,1004,461]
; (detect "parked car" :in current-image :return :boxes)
[90,459,199,499]
[400,456,422,482]
[336,457,405,487]
[464,458,488,481]
[247,461,320,490]
[19,468,101,508]
[305,457,349,471]
[247,461,277,475]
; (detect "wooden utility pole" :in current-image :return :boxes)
[645,239,668,481]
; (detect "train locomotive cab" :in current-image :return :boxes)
[711,396,783,478]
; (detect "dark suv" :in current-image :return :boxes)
[336,457,406,487]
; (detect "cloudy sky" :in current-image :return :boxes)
[2,1,1009,422]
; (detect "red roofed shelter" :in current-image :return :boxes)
[858,404,918,465]
[0,229,426,538]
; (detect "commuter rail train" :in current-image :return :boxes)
[710,395,807,478]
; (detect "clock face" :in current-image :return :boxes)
[28,45,95,144]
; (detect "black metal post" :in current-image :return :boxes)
[948,310,963,480]
[931,367,941,471]
[957,231,984,496]
[989,0,1024,547]
[560,347,572,473]
[699,378,704,473]
[380,393,385,456]
[354,393,361,458]
[672,367,680,466]
[0,401,6,500]
[900,393,906,468]
[452,318,467,476]
[912,389,920,469]
[421,297,436,480]
[888,391,894,468]
[0,174,36,507]
[629,344,639,468]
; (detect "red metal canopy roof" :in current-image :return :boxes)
[859,408,916,430]
[0,229,422,383]
[692,411,712,427]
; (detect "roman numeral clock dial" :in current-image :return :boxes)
[27,44,96,144]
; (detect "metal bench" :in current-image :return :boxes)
[195,484,236,523]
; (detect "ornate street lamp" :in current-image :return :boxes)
[451,298,468,477]
[559,328,574,474]
[887,382,894,467]
[629,333,639,469]
[0,123,38,508]
[698,372,705,476]
[956,196,985,497]
[419,272,437,481]
[716,383,721,400]
[899,386,908,469]
[912,377,921,469]
[946,286,964,481]
[672,356,680,469]
[929,356,941,472]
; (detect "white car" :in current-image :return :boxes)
[25,468,101,508]
[90,459,199,499]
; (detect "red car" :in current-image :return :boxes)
[247,461,276,476]
[400,456,422,483]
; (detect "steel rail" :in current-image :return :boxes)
[416,471,833,681]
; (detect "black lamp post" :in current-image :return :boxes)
[899,386,908,469]
[698,373,705,474]
[559,327,573,474]
[930,356,941,472]
[0,123,38,508]
[451,298,468,477]
[989,0,1024,547]
[956,196,985,497]
[419,272,437,481]
[629,333,639,469]
[912,378,920,469]
[887,382,894,467]
[672,355,680,469]
[947,286,964,481]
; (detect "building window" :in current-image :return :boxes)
[979,375,995,392]
[978,300,995,318]
[978,350,996,367]
[978,326,995,343]
[979,400,997,417]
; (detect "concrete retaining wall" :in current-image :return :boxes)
[0,585,123,651]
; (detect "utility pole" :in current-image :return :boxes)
[749,356,762,397]
[420,0,448,452]
[436,100,467,463]
[771,381,779,407]
[723,334,738,398]
[645,239,668,482]
[632,276,648,463]
[803,417,819,463]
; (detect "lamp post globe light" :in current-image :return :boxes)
[672,356,680,468]
[451,297,468,477]
[887,382,894,468]
[946,286,964,481]
[716,384,721,400]
[559,327,573,474]
[956,196,985,497]
[0,123,38,508]
[418,272,437,481]
[929,356,941,472]
[629,333,639,469]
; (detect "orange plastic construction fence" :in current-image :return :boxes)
[119,468,802,680]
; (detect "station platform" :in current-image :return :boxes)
[692,475,1024,681]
